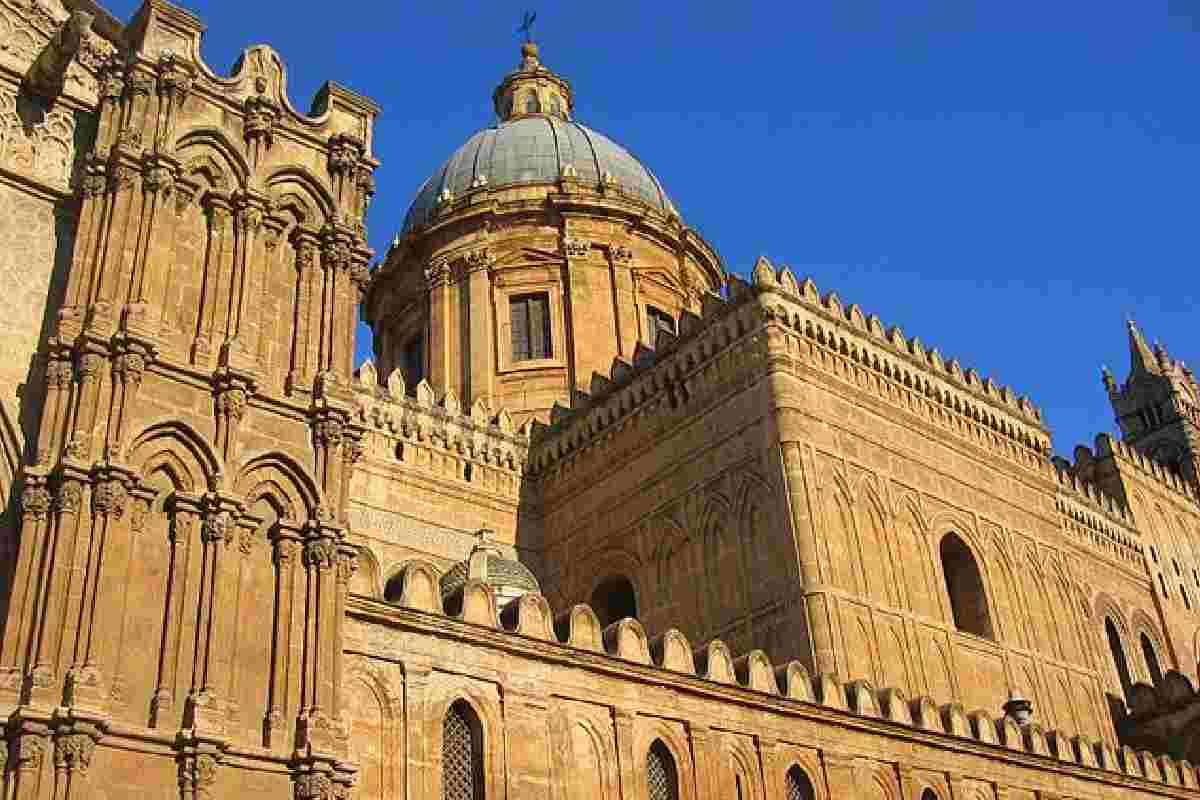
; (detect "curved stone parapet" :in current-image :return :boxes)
[554,604,603,652]
[602,618,651,664]
[650,629,696,674]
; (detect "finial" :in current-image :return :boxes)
[1102,364,1116,392]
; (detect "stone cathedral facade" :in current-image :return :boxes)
[1,2,1200,800]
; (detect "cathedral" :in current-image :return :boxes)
[1,1,1199,799]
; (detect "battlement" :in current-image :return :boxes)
[1049,459,1142,568]
[360,563,1200,787]
[351,361,530,485]
[1093,434,1200,503]
[530,257,1053,479]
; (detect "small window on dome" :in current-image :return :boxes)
[524,92,540,114]
[548,95,562,117]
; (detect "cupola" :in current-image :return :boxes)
[492,42,573,121]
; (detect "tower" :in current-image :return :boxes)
[363,42,724,423]
[1105,320,1200,485]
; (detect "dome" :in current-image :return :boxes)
[402,117,678,233]
[440,536,540,605]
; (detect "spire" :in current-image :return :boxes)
[1126,319,1160,378]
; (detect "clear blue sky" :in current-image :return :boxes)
[104,0,1198,455]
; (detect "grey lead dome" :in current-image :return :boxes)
[401,116,678,233]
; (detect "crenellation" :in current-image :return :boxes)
[4,4,1200,797]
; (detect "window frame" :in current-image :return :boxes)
[496,281,566,375]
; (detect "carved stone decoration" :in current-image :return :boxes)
[46,357,73,388]
[156,53,195,102]
[53,733,95,773]
[216,387,248,423]
[0,87,82,191]
[465,248,492,270]
[238,525,255,555]
[55,480,83,515]
[113,351,146,386]
[142,161,176,197]
[21,485,51,521]
[336,551,359,586]
[243,94,280,151]
[295,771,335,800]
[25,11,94,99]
[92,479,128,519]
[180,753,219,800]
[562,237,590,258]
[610,244,633,264]
[313,417,344,449]
[201,512,231,545]
[16,736,44,772]
[327,133,364,178]
[303,538,338,570]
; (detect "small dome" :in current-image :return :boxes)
[401,117,677,233]
[440,534,539,605]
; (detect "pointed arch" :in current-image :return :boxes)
[175,128,251,190]
[854,480,896,607]
[265,166,336,221]
[938,531,993,639]
[785,765,817,800]
[127,420,222,493]
[233,451,320,521]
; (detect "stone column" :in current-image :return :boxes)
[264,534,300,748]
[779,438,836,675]
[687,724,718,800]
[611,709,638,800]
[403,664,433,800]
[503,683,552,800]
[426,260,452,394]
[288,227,320,395]
[0,483,52,695]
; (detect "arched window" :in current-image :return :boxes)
[785,766,815,800]
[939,532,993,639]
[1141,633,1164,685]
[443,701,484,800]
[591,575,637,627]
[646,740,679,800]
[523,92,540,114]
[384,571,405,604]
[1105,618,1133,700]
[921,790,940,800]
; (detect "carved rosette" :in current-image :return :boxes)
[53,734,95,774]
[21,485,51,521]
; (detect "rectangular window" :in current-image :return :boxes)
[510,293,552,362]
[647,306,675,340]
[402,334,424,387]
